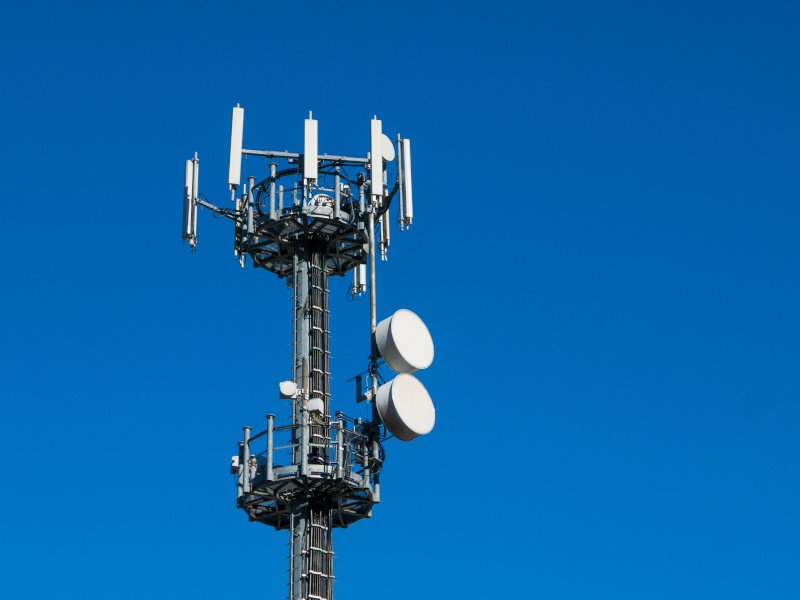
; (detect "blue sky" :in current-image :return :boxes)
[1,1,799,598]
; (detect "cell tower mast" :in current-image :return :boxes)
[183,106,436,600]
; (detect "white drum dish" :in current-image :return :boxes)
[375,373,435,442]
[279,380,298,399]
[306,397,324,414]
[381,133,396,162]
[375,309,434,374]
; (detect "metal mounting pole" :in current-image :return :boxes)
[269,163,277,220]
[291,243,310,600]
[266,414,274,482]
[367,207,381,503]
[290,240,334,600]
[242,427,251,494]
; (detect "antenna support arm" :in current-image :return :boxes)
[195,197,239,222]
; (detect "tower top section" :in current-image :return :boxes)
[183,106,414,280]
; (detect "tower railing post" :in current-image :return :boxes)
[242,426,251,493]
[236,441,244,502]
[300,410,309,476]
[336,415,344,479]
[266,414,274,482]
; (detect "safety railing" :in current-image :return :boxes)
[234,412,373,498]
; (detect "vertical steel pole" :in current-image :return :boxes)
[236,441,244,502]
[295,250,310,399]
[367,208,381,503]
[396,133,405,229]
[242,426,251,494]
[269,163,277,220]
[368,209,377,354]
[289,500,308,600]
[246,177,255,237]
[334,166,341,219]
[300,409,309,475]
[336,414,344,479]
[291,245,313,600]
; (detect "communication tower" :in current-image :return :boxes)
[183,106,436,600]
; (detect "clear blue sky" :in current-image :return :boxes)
[1,1,798,598]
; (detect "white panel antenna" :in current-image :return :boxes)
[234,197,241,257]
[228,104,244,192]
[370,117,383,198]
[379,210,390,261]
[182,154,198,248]
[352,263,366,296]
[183,159,193,239]
[399,138,413,226]
[192,154,199,243]
[304,114,318,181]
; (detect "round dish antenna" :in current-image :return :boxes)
[376,373,435,441]
[375,309,434,373]
[279,380,298,399]
[381,133,395,161]
[306,397,325,414]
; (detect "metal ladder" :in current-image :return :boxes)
[305,508,334,600]
[308,251,330,464]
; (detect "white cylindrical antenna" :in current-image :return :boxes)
[278,184,284,211]
[269,163,277,219]
[370,118,383,199]
[304,115,318,181]
[182,159,194,243]
[239,185,247,267]
[379,210,390,261]
[181,153,199,248]
[400,138,413,226]
[396,134,405,229]
[247,176,255,236]
[334,166,341,219]
[228,104,244,191]
[191,153,199,247]
[352,262,366,296]
[234,197,242,257]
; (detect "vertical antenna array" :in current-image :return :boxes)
[184,106,436,600]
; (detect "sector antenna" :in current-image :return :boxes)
[182,106,434,600]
